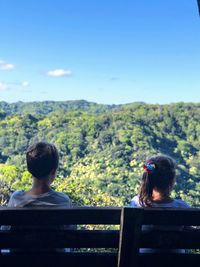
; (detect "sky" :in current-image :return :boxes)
[0,0,200,104]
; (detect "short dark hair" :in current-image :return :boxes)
[26,142,59,179]
[139,155,176,207]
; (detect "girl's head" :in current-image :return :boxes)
[139,155,176,207]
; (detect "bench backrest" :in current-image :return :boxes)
[0,207,121,267]
[118,207,200,267]
[1,207,200,267]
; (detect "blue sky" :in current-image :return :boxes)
[0,0,199,104]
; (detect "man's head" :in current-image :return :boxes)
[26,142,59,179]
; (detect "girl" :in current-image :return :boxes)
[131,154,189,208]
[131,155,190,253]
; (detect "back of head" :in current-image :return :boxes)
[139,154,176,207]
[26,142,59,179]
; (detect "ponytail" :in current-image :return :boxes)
[138,155,176,207]
[139,170,154,207]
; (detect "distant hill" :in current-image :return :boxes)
[0,100,117,116]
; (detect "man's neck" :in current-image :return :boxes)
[26,177,52,195]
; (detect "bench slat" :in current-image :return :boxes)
[0,252,118,267]
[141,208,200,225]
[141,229,200,249]
[0,230,119,248]
[139,254,200,267]
[0,208,121,225]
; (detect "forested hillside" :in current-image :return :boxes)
[0,101,199,207]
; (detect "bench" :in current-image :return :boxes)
[1,207,200,267]
[0,207,121,267]
[118,207,200,267]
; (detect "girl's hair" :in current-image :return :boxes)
[139,155,176,207]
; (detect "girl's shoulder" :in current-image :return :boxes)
[130,195,140,207]
[171,199,190,208]
[130,196,190,208]
[151,198,190,208]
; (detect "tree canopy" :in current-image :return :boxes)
[0,101,199,207]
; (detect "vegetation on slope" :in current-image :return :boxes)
[0,102,199,207]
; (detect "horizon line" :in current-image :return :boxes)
[0,99,200,106]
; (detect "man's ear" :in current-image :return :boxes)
[50,168,57,176]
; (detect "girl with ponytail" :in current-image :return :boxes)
[131,155,189,208]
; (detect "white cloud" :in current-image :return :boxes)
[21,81,30,87]
[0,80,30,91]
[46,69,72,77]
[0,60,15,70]
[0,82,9,91]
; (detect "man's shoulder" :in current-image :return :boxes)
[8,190,26,207]
[10,190,25,199]
[52,191,70,200]
[50,191,71,206]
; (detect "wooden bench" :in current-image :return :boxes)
[0,207,121,267]
[1,207,200,267]
[118,207,200,267]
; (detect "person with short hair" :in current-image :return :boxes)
[8,141,71,207]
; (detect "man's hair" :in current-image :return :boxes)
[26,142,59,179]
